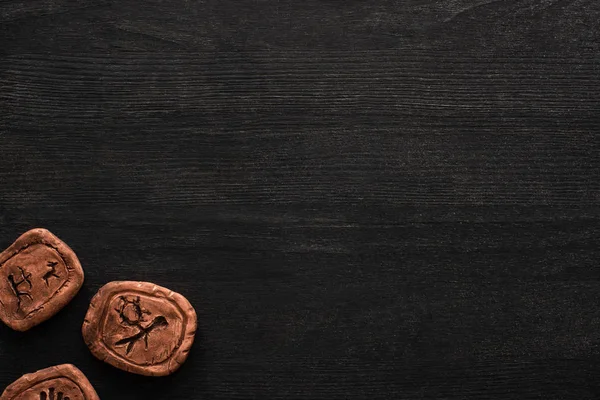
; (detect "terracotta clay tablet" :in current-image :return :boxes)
[0,364,100,400]
[82,281,197,376]
[0,229,84,331]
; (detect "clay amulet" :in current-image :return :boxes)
[82,281,197,376]
[0,364,100,400]
[0,229,84,331]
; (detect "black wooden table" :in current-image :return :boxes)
[1,1,599,398]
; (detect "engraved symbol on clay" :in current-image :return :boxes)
[0,364,100,400]
[82,281,197,376]
[114,296,169,355]
[0,229,84,331]
[8,266,33,309]
[43,261,61,286]
[39,387,70,400]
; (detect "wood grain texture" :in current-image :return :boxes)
[1,0,599,399]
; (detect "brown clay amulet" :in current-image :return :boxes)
[0,364,100,400]
[82,281,197,376]
[0,229,84,331]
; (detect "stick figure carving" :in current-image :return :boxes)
[43,261,61,286]
[114,296,169,355]
[8,266,33,309]
[0,229,85,332]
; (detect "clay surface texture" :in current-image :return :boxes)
[0,364,100,400]
[82,281,197,376]
[0,229,84,331]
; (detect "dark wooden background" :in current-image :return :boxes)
[1,0,599,398]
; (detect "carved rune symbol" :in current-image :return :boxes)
[8,266,33,308]
[43,261,61,285]
[39,387,70,400]
[114,296,169,355]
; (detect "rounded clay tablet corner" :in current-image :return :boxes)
[82,281,197,376]
[0,364,100,400]
[0,228,84,331]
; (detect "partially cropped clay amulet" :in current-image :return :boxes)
[82,281,197,376]
[0,364,100,400]
[0,229,84,331]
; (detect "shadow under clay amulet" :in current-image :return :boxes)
[82,281,197,376]
[0,229,84,331]
[0,364,100,400]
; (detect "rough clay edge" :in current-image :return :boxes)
[0,228,85,331]
[82,281,197,377]
[0,364,100,400]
